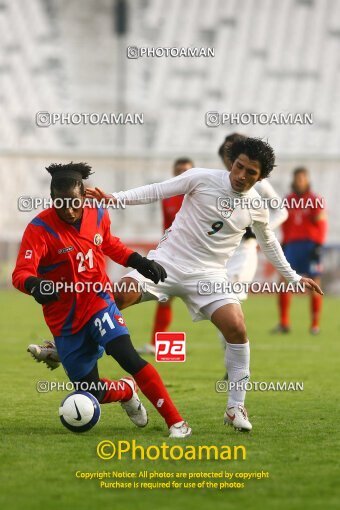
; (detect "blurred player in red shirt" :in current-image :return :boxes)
[274,167,327,334]
[138,157,194,355]
[12,162,191,438]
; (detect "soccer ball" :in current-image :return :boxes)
[59,391,101,433]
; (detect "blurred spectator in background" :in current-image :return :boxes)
[273,167,327,335]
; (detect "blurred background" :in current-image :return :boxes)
[1,0,339,291]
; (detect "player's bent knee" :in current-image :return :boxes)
[225,319,247,343]
[105,334,147,375]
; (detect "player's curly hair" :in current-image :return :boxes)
[218,132,246,159]
[46,162,93,197]
[225,137,276,178]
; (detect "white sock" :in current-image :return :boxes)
[225,341,250,408]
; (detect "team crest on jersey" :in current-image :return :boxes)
[114,315,126,326]
[217,197,235,219]
[94,233,103,246]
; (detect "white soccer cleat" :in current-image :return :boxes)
[169,420,192,438]
[136,344,156,355]
[224,405,252,431]
[120,378,148,427]
[27,340,60,370]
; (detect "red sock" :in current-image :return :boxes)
[100,378,133,403]
[311,293,322,328]
[134,363,183,427]
[151,303,172,345]
[279,291,292,327]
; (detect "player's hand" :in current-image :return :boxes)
[300,277,324,295]
[24,277,60,305]
[127,252,167,284]
[85,187,115,205]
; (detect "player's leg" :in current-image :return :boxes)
[309,276,322,334]
[138,298,174,355]
[181,273,251,430]
[105,335,190,437]
[273,242,298,333]
[273,276,292,333]
[91,301,191,438]
[26,270,166,369]
[307,242,323,334]
[218,238,258,373]
[205,302,252,431]
[54,331,148,428]
[152,298,173,343]
[82,365,148,428]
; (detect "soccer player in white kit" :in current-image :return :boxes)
[219,133,288,300]
[86,137,322,432]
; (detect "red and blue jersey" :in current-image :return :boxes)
[281,191,327,245]
[12,205,133,337]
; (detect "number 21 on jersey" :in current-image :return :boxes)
[76,249,94,272]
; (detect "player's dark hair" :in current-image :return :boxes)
[292,166,310,193]
[293,166,308,176]
[225,137,276,178]
[173,157,194,168]
[46,162,93,197]
[218,133,246,159]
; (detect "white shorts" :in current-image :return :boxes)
[123,252,240,322]
[226,238,258,300]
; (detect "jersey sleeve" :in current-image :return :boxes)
[101,210,134,266]
[314,217,327,244]
[12,223,48,293]
[252,218,301,283]
[112,168,209,205]
[312,196,327,244]
[255,180,288,230]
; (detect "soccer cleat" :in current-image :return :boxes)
[120,378,148,427]
[27,340,60,370]
[169,420,192,438]
[224,405,252,431]
[310,326,320,335]
[136,344,156,355]
[270,324,291,334]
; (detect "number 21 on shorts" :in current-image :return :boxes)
[94,312,115,337]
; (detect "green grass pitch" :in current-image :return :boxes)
[1,290,340,510]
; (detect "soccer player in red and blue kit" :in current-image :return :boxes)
[138,158,194,355]
[274,167,327,334]
[12,162,191,438]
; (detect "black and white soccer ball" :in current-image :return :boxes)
[59,391,101,433]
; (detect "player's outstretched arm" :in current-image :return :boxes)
[86,168,207,206]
